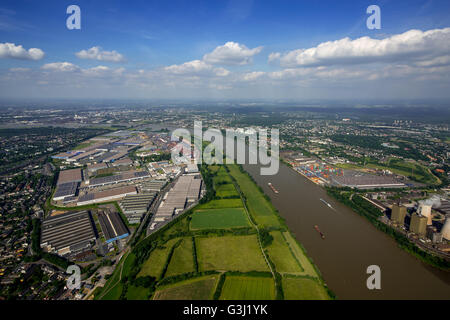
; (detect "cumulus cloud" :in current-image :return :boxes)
[75,46,125,62]
[0,42,44,60]
[41,62,80,72]
[203,41,263,65]
[242,71,265,81]
[164,60,229,77]
[270,28,450,67]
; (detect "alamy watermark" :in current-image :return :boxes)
[367,5,381,30]
[66,5,81,30]
[66,265,81,290]
[171,121,279,175]
[366,265,381,290]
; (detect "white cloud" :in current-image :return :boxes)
[164,60,229,77]
[270,28,450,67]
[242,71,265,81]
[41,62,79,72]
[0,42,44,60]
[203,41,263,65]
[82,66,111,77]
[75,46,125,62]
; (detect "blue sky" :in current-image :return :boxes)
[1,0,450,100]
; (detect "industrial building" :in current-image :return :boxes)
[86,170,151,188]
[442,215,450,241]
[53,182,79,201]
[154,175,202,221]
[97,209,129,243]
[417,203,433,226]
[410,213,427,237]
[87,162,108,174]
[56,168,83,185]
[332,173,405,189]
[40,211,96,256]
[119,193,156,224]
[391,204,407,225]
[110,158,133,167]
[186,163,199,173]
[140,179,167,192]
[77,186,137,206]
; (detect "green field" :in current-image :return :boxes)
[190,208,250,230]
[215,183,239,198]
[126,285,150,300]
[219,276,275,300]
[198,198,243,209]
[153,275,219,300]
[99,282,123,300]
[283,232,317,277]
[165,238,195,277]
[266,231,304,274]
[122,252,136,276]
[227,165,281,227]
[282,277,330,300]
[96,162,331,301]
[95,253,131,300]
[214,174,233,185]
[138,238,179,279]
[196,235,269,272]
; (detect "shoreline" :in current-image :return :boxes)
[281,162,449,272]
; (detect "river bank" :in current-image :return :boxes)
[242,162,450,299]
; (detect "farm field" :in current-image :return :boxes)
[190,208,250,230]
[122,252,136,276]
[197,198,243,209]
[96,163,331,301]
[282,277,330,300]
[126,285,150,300]
[138,238,179,279]
[283,232,318,277]
[196,235,269,272]
[215,183,239,198]
[165,238,195,277]
[153,275,219,300]
[219,276,275,300]
[227,164,281,227]
[266,231,304,274]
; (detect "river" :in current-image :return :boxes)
[243,163,450,299]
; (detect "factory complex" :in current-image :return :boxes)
[120,193,157,224]
[43,129,203,262]
[331,172,406,189]
[283,152,406,189]
[97,208,129,243]
[151,174,203,231]
[40,210,96,257]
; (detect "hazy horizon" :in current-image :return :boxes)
[1,1,450,100]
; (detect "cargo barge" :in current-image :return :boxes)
[314,225,325,239]
[268,182,279,194]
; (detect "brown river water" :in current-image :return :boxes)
[243,163,450,300]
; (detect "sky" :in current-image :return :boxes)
[0,0,450,101]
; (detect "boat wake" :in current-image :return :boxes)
[320,198,338,212]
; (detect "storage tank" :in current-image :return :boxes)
[442,215,450,241]
[418,204,432,226]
